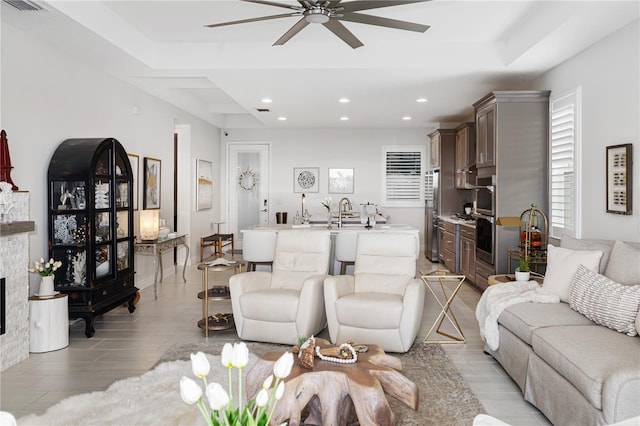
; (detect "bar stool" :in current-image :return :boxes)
[242,230,277,271]
[335,230,359,275]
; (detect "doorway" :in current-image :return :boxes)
[227,143,270,241]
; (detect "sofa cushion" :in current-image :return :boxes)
[498,302,594,345]
[240,289,299,322]
[569,265,640,336]
[531,325,640,410]
[604,240,640,286]
[335,293,403,329]
[542,244,603,302]
[560,235,614,273]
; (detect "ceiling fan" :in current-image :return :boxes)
[205,0,431,49]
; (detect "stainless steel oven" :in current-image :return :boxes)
[474,175,495,216]
[474,214,494,264]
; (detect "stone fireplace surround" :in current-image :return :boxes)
[0,192,35,371]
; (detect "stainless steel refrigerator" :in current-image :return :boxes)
[424,170,439,262]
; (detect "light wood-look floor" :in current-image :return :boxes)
[1,254,551,425]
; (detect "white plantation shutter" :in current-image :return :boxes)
[549,88,581,238]
[383,146,425,207]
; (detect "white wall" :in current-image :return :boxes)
[221,128,429,239]
[1,21,221,290]
[530,20,639,242]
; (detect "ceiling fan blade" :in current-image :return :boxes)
[242,0,303,11]
[273,17,310,45]
[340,0,429,13]
[323,19,364,49]
[205,12,299,28]
[339,12,429,32]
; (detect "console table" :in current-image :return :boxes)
[135,234,189,300]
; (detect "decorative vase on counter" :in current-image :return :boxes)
[38,275,55,297]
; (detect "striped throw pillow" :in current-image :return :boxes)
[569,265,640,336]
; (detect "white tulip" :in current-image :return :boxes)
[232,342,249,368]
[39,258,44,264]
[262,374,273,390]
[190,352,210,378]
[273,352,294,379]
[275,380,285,400]
[180,377,203,405]
[221,343,234,368]
[205,382,230,411]
[255,388,269,408]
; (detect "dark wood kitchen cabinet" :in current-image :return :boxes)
[459,224,476,284]
[455,122,476,189]
[47,138,137,337]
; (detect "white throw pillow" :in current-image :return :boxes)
[543,244,603,302]
[569,265,640,336]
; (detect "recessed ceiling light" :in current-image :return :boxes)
[277,116,287,121]
[416,98,428,103]
[402,116,412,121]
[340,116,349,121]
[339,98,350,103]
[261,98,273,103]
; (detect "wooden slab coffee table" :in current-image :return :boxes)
[246,338,418,426]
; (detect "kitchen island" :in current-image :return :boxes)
[242,223,419,274]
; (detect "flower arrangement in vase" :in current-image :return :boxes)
[180,342,293,426]
[29,257,62,296]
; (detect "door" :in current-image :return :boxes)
[228,143,270,239]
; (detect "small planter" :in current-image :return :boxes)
[514,269,530,282]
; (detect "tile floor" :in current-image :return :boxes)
[1,254,551,425]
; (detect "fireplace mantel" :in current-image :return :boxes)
[0,221,35,237]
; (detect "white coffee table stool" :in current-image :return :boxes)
[29,293,69,353]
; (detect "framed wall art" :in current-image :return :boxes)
[127,153,139,210]
[606,143,632,215]
[196,159,213,211]
[143,157,161,209]
[328,168,354,194]
[294,167,319,193]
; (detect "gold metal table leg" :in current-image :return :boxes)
[421,274,466,344]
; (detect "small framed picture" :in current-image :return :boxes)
[143,157,161,210]
[196,159,213,211]
[294,167,319,193]
[606,143,632,215]
[328,168,354,194]
[127,153,139,210]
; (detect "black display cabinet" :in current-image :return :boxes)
[48,138,137,337]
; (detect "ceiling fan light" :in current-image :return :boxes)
[305,10,330,24]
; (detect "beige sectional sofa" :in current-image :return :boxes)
[482,237,640,426]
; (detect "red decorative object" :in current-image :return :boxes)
[0,130,18,190]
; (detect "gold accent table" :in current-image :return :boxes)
[420,271,467,344]
[134,234,189,300]
[197,261,244,337]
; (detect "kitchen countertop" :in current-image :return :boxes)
[439,215,476,228]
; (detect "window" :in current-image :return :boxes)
[549,87,581,239]
[382,145,426,207]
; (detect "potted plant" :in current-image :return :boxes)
[515,255,531,282]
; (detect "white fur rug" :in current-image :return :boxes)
[18,354,252,426]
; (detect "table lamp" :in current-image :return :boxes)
[139,209,159,242]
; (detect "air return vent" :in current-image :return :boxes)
[3,0,47,11]
[256,108,270,113]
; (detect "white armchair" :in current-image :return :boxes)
[324,232,425,353]
[229,230,331,345]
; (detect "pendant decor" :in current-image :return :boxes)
[238,169,259,191]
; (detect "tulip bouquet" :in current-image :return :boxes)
[28,257,63,277]
[180,342,294,426]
